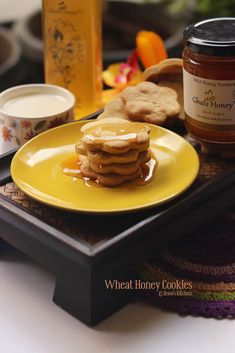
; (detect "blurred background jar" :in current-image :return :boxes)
[11,0,191,81]
[42,0,103,118]
[1,0,235,92]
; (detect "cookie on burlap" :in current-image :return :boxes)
[143,58,184,120]
[79,155,141,187]
[121,81,180,125]
[80,118,150,155]
[90,150,151,175]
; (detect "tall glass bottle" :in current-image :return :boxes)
[42,0,103,119]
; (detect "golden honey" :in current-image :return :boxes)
[62,154,157,186]
[183,18,235,157]
[81,119,147,143]
[134,157,158,186]
[42,0,103,118]
[62,155,82,178]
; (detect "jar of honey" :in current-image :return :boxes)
[183,18,235,158]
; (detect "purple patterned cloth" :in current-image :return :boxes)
[137,208,235,319]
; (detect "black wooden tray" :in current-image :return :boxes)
[0,112,235,326]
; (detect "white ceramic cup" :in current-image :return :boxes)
[0,84,75,147]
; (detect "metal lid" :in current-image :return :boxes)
[184,18,235,57]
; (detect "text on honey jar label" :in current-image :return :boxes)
[183,69,235,125]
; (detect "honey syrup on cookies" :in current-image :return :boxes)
[61,153,157,187]
[81,119,148,144]
[134,156,158,186]
[62,156,82,179]
[61,155,98,187]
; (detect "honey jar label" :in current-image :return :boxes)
[183,70,235,125]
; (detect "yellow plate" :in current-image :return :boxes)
[11,121,199,213]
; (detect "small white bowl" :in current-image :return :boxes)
[0,84,75,146]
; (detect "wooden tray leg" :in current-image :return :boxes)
[53,270,135,326]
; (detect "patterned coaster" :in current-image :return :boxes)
[137,207,235,318]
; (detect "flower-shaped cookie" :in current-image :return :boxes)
[89,150,151,175]
[80,118,150,155]
[98,97,128,120]
[79,155,142,187]
[143,58,184,120]
[121,82,181,125]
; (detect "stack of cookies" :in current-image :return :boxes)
[76,118,151,187]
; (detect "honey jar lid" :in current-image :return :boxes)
[184,17,235,57]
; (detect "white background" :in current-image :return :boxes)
[1,243,235,353]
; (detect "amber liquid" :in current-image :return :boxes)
[183,48,235,156]
[62,154,157,187]
[42,0,103,119]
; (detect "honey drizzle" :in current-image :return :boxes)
[62,154,157,187]
[81,119,147,144]
[62,156,82,178]
[135,157,158,186]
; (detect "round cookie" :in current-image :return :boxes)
[143,58,183,83]
[81,118,150,155]
[90,150,151,175]
[80,155,141,187]
[77,146,143,165]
